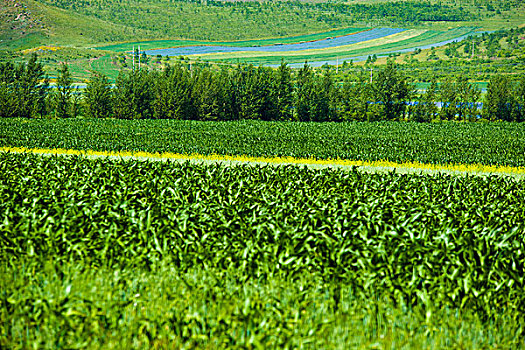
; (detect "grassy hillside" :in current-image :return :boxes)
[2,0,524,51]
[32,0,477,42]
[1,0,523,81]
[0,0,154,50]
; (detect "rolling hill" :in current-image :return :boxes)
[1,0,523,81]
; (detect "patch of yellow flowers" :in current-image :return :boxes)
[2,146,525,177]
[21,46,61,54]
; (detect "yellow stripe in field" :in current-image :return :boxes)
[1,146,525,177]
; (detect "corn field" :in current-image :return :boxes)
[1,152,525,348]
[1,119,525,167]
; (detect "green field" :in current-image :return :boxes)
[191,27,480,65]
[2,119,525,167]
[99,27,369,52]
[2,0,525,347]
[1,152,524,348]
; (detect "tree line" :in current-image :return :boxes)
[1,54,524,122]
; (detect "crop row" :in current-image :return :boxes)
[2,153,525,313]
[2,262,522,349]
[146,28,405,56]
[2,152,525,347]
[1,119,525,167]
[102,27,367,52]
[195,27,478,65]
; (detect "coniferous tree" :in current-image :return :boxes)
[0,62,15,118]
[222,66,244,121]
[456,77,481,122]
[85,72,113,119]
[238,65,262,120]
[114,71,132,119]
[0,82,11,118]
[483,75,512,121]
[340,73,371,121]
[24,53,48,118]
[311,70,334,122]
[324,69,342,121]
[256,66,279,121]
[194,68,226,121]
[411,79,438,122]
[275,61,293,121]
[154,64,195,119]
[439,78,457,121]
[114,69,155,119]
[234,64,277,121]
[153,68,171,119]
[35,75,50,118]
[294,63,316,121]
[53,63,73,118]
[71,86,83,118]
[513,76,525,122]
[370,60,411,121]
[0,54,46,118]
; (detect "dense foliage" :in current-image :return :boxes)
[1,153,524,347]
[2,119,525,167]
[2,55,524,122]
[36,0,476,41]
[0,53,49,118]
[3,263,523,349]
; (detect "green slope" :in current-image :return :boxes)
[1,0,523,51]
[1,0,523,82]
[0,0,155,50]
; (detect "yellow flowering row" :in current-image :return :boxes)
[21,46,61,54]
[2,146,525,177]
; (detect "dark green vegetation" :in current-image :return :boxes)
[2,55,525,122]
[1,152,525,348]
[0,54,49,118]
[3,118,525,167]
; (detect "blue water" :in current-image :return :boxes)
[145,28,405,56]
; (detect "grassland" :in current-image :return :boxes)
[30,0,480,43]
[0,0,152,50]
[2,152,525,348]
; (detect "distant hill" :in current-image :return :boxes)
[1,0,523,50]
[1,0,523,82]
